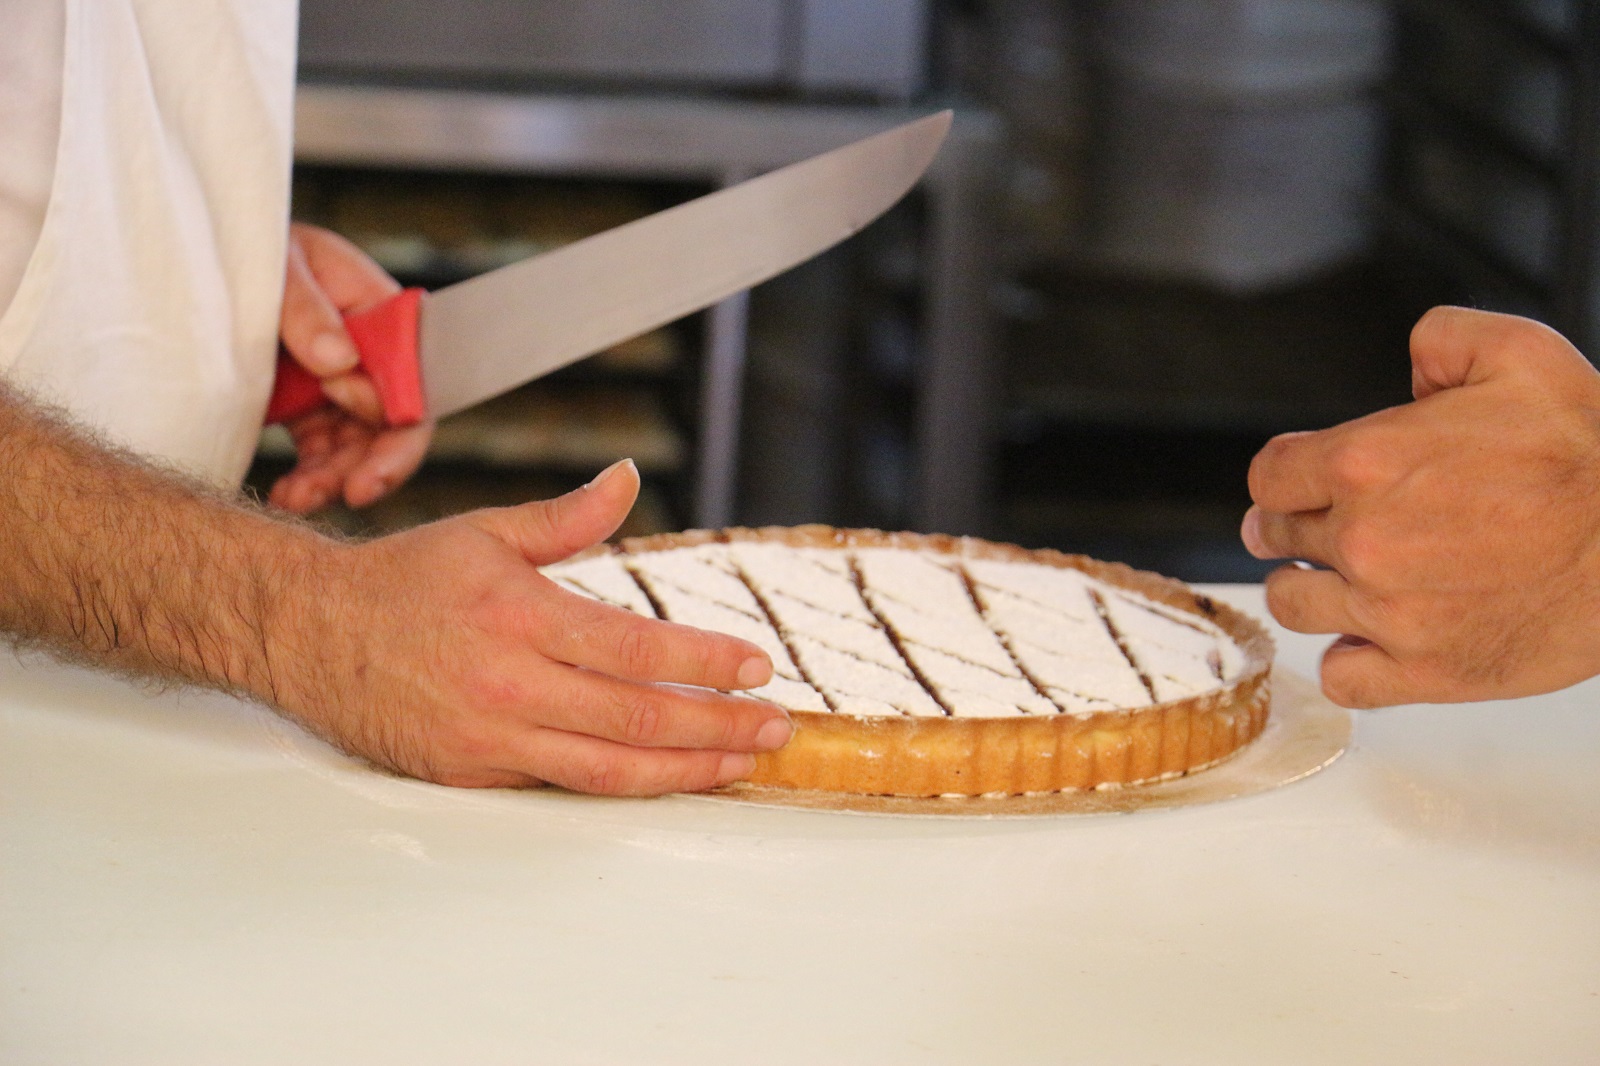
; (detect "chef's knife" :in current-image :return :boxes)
[266,110,953,426]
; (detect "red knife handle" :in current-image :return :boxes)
[264,287,428,427]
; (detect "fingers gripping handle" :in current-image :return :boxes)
[264,287,428,427]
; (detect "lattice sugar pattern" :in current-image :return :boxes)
[546,541,1247,719]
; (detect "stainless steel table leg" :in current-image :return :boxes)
[693,166,758,531]
[912,116,1001,536]
[694,287,752,530]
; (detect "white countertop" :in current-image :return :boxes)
[3,586,1597,1065]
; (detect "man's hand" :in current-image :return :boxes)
[274,458,791,795]
[1242,306,1600,707]
[0,381,787,795]
[272,222,433,514]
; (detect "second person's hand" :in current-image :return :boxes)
[1242,306,1600,708]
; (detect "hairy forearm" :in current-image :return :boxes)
[0,384,793,795]
[0,383,333,706]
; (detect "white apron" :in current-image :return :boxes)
[0,0,299,487]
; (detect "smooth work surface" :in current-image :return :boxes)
[3,586,1597,1064]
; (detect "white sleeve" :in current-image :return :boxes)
[0,0,65,317]
[0,0,299,488]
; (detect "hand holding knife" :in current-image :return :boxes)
[266,111,952,428]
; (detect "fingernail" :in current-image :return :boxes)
[717,752,756,783]
[755,715,793,751]
[585,457,636,490]
[322,376,365,411]
[348,475,394,508]
[736,654,772,688]
[1240,507,1264,556]
[311,332,359,374]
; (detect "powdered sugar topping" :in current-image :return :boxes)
[544,539,1246,719]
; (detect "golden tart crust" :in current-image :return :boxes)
[548,526,1274,798]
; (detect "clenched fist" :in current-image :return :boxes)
[1243,306,1600,707]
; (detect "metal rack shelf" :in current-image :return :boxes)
[1386,0,1600,352]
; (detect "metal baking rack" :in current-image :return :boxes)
[1384,0,1600,354]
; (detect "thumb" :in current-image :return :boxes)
[1410,305,1585,400]
[280,225,394,423]
[473,458,641,566]
[281,238,359,377]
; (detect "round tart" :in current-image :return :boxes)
[543,527,1273,797]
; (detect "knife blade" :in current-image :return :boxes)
[266,110,953,427]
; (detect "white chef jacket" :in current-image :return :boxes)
[0,0,298,487]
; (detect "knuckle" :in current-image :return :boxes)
[514,494,595,561]
[1324,439,1373,491]
[555,747,724,798]
[1248,436,1293,502]
[1319,669,1370,708]
[674,755,733,795]
[1319,654,1386,709]
[522,499,567,546]
[696,636,726,685]
[431,767,514,789]
[572,754,622,796]
[1327,435,1400,495]
[708,701,741,750]
[620,693,664,745]
[1331,522,1384,577]
[697,633,753,692]
[1410,304,1457,348]
[471,587,531,639]
[1404,657,1456,699]
[1263,570,1307,625]
[1388,652,1461,705]
[1414,632,1502,692]
[1250,510,1295,560]
[1376,598,1428,644]
[461,668,523,714]
[617,624,666,677]
[443,719,502,764]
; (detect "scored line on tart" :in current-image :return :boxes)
[544,526,1274,798]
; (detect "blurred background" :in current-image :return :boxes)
[250,0,1600,583]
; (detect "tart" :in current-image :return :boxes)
[543,526,1273,797]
